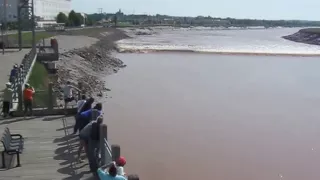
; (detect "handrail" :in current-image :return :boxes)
[10,49,37,111]
[104,138,112,159]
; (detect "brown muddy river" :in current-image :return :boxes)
[103,53,320,180]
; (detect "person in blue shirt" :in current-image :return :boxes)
[97,162,127,180]
[78,103,102,131]
[76,103,102,163]
[9,64,18,83]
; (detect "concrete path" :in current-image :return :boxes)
[0,116,94,180]
[0,49,30,90]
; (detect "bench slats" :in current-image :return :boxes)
[1,127,24,168]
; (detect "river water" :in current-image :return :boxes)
[103,28,320,180]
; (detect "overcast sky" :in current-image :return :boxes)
[72,0,320,20]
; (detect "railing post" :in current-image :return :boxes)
[18,84,23,112]
[100,124,107,165]
[111,145,121,161]
[48,82,53,111]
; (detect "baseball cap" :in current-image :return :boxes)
[116,156,126,166]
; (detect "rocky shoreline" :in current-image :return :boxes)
[282,28,320,46]
[54,28,129,101]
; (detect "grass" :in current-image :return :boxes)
[6,31,55,47]
[299,28,320,34]
[28,62,50,107]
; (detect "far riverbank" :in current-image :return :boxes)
[282,28,320,45]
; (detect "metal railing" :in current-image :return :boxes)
[99,123,120,166]
[10,49,37,110]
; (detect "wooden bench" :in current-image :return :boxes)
[1,127,24,168]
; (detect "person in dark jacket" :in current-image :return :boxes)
[76,103,102,163]
[73,97,95,134]
[87,116,103,172]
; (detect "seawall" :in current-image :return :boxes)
[282,28,320,45]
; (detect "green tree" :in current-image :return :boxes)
[68,10,83,26]
[56,12,68,24]
[75,13,84,25]
[86,17,94,26]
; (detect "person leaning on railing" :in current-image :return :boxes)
[77,104,102,163]
[73,97,95,134]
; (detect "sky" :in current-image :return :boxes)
[71,0,320,21]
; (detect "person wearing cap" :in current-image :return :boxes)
[23,83,35,117]
[2,82,13,118]
[63,81,80,112]
[9,64,18,83]
[97,162,127,180]
[116,156,127,176]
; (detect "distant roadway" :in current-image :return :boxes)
[3,26,102,35]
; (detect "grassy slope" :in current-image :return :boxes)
[7,31,55,46]
[299,28,320,34]
[28,62,50,107]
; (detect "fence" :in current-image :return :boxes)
[99,123,121,166]
[11,49,37,111]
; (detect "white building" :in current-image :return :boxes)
[34,0,72,21]
[0,0,72,22]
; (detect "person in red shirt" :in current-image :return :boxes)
[23,83,35,117]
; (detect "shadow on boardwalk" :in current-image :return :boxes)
[0,116,96,180]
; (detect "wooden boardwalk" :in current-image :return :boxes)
[0,116,95,180]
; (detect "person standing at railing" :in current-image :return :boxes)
[23,83,35,117]
[63,81,80,113]
[116,157,127,176]
[2,82,13,118]
[9,64,18,83]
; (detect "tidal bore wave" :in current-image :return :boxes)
[116,44,320,57]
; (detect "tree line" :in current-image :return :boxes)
[56,10,93,26]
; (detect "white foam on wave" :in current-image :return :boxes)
[116,43,320,56]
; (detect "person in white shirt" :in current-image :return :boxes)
[116,156,127,176]
[77,95,87,113]
[63,81,80,110]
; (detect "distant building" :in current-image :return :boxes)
[34,0,72,21]
[0,0,72,22]
[0,0,19,22]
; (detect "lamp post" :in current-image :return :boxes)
[1,23,4,54]
[1,0,8,54]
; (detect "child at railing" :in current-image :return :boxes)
[116,156,127,176]
[97,162,127,180]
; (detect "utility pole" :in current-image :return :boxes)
[98,8,103,14]
[1,0,8,54]
[18,0,35,51]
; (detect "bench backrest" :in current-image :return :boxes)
[1,128,11,150]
